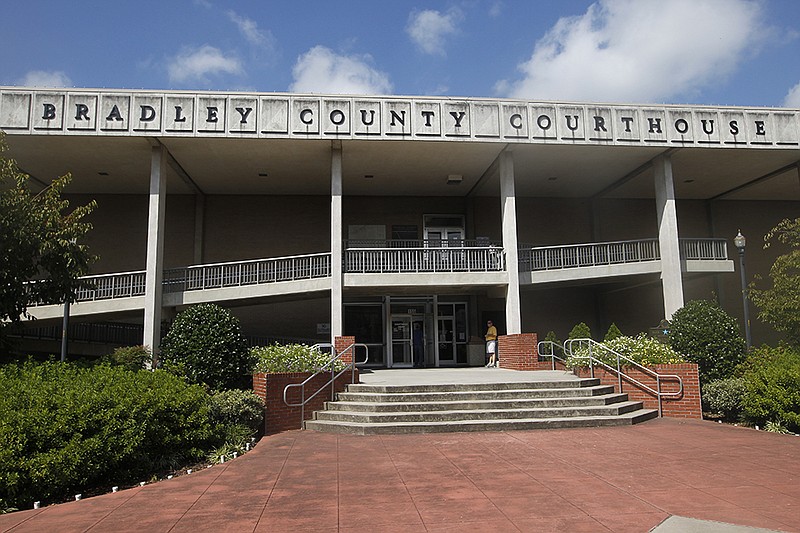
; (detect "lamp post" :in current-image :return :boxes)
[734,230,752,349]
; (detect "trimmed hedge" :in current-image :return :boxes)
[740,344,800,433]
[0,361,213,509]
[252,343,344,373]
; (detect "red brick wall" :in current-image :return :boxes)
[575,363,701,419]
[252,368,358,434]
[498,333,539,370]
[335,335,355,365]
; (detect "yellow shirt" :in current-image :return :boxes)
[485,325,497,342]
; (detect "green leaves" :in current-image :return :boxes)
[160,304,255,391]
[0,361,213,508]
[251,343,345,373]
[0,136,96,326]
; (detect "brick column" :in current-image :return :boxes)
[498,333,539,370]
[335,335,355,365]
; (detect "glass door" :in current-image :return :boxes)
[436,303,468,366]
[390,315,413,367]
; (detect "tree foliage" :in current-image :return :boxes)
[669,300,746,384]
[567,322,593,340]
[0,137,96,326]
[749,217,800,345]
[160,304,254,391]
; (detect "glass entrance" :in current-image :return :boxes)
[390,315,413,367]
[437,303,468,366]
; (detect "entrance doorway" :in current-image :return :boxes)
[390,315,413,367]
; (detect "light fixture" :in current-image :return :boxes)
[446,174,462,185]
[258,172,269,177]
[734,230,752,349]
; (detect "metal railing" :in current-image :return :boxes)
[559,338,684,417]
[6,321,144,346]
[58,270,147,303]
[520,237,728,272]
[345,244,505,273]
[679,238,728,260]
[163,253,331,293]
[520,239,660,271]
[283,342,370,426]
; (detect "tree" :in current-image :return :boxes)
[749,217,800,345]
[160,304,255,391]
[603,323,624,342]
[567,322,593,340]
[0,137,96,328]
[669,300,746,384]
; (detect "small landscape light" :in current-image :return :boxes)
[232,452,238,459]
[220,456,225,464]
[34,501,41,509]
[139,481,146,487]
[187,469,192,475]
[112,486,119,492]
[167,475,173,480]
[75,494,82,501]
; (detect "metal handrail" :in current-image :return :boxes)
[345,245,505,273]
[283,342,370,426]
[536,340,569,370]
[563,338,683,417]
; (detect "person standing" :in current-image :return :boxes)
[484,320,498,367]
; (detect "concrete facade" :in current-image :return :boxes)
[2,87,798,364]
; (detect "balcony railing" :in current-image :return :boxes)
[163,253,331,293]
[65,270,147,302]
[679,238,728,260]
[520,239,660,271]
[519,238,728,272]
[345,240,505,274]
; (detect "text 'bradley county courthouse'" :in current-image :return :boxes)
[2,87,798,367]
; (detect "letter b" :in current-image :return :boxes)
[42,103,56,120]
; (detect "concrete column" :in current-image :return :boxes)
[654,154,684,319]
[144,145,167,361]
[193,193,205,264]
[330,143,343,342]
[499,149,522,334]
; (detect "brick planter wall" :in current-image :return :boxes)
[252,336,360,434]
[498,333,539,370]
[575,363,701,419]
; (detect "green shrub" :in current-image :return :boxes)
[0,361,213,509]
[566,334,685,369]
[568,322,593,340]
[160,304,255,391]
[208,389,264,434]
[100,345,151,371]
[740,344,800,433]
[252,343,344,373]
[702,377,747,422]
[603,323,624,342]
[669,300,746,384]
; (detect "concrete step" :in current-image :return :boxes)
[304,409,659,435]
[324,392,631,412]
[345,378,601,393]
[313,400,645,423]
[336,384,615,403]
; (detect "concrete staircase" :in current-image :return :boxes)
[304,377,658,435]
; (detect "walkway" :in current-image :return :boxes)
[1,418,797,532]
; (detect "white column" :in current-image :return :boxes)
[654,154,684,319]
[330,143,343,342]
[500,149,522,334]
[144,145,167,361]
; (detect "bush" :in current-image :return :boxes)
[252,343,344,373]
[100,345,151,371]
[160,304,255,391]
[566,334,685,368]
[740,344,800,433]
[702,377,747,422]
[568,322,593,340]
[669,300,746,384]
[0,361,213,509]
[603,323,624,342]
[208,389,264,434]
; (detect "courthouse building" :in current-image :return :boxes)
[1,87,798,366]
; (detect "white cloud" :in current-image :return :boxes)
[406,8,463,56]
[289,46,392,95]
[227,10,274,49]
[167,45,243,84]
[18,70,71,88]
[784,82,800,108]
[496,0,767,103]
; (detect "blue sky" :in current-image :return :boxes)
[2,0,799,107]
